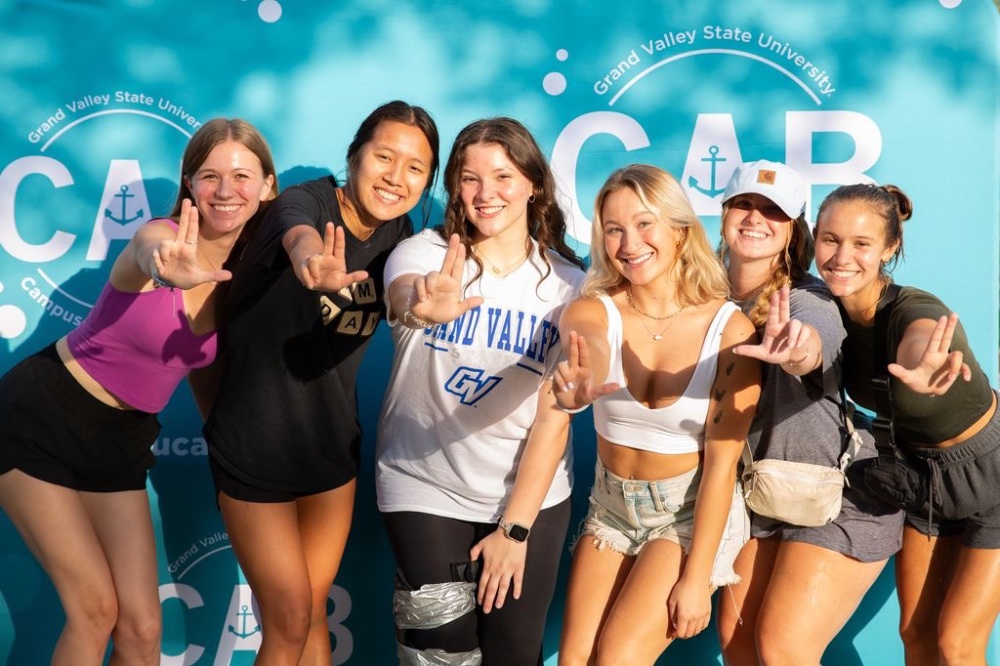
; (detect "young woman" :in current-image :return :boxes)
[814,183,1000,665]
[555,164,760,665]
[714,161,902,665]
[376,117,585,664]
[202,101,438,665]
[0,118,277,665]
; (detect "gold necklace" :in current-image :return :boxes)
[626,288,683,341]
[476,246,529,275]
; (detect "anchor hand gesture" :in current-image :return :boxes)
[888,313,972,395]
[408,234,484,325]
[552,331,619,411]
[300,222,369,292]
[152,199,232,289]
[733,286,815,370]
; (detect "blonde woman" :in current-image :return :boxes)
[555,164,760,665]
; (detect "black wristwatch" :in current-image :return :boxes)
[498,518,530,543]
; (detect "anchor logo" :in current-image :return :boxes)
[104,184,145,225]
[687,145,728,198]
[227,604,262,639]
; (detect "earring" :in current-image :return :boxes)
[528,194,536,204]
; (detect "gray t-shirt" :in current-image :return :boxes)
[747,275,876,467]
[740,275,903,561]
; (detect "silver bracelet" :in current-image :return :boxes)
[402,307,435,329]
[556,403,589,414]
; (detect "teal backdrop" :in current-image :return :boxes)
[1,1,998,663]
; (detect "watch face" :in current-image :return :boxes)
[507,523,529,542]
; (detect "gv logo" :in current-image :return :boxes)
[445,366,502,406]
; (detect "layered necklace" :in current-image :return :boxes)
[626,288,684,341]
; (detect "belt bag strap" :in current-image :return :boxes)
[871,283,903,457]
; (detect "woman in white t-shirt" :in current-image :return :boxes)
[376,117,585,665]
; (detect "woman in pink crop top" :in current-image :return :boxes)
[0,119,276,665]
[553,164,761,665]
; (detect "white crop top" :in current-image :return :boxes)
[593,297,738,454]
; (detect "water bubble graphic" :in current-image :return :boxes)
[543,73,567,96]
[259,0,282,22]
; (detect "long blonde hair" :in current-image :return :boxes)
[582,164,729,306]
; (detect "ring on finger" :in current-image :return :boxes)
[185,240,198,245]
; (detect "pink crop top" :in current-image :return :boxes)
[593,297,737,454]
[67,221,217,412]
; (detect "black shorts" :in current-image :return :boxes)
[0,344,160,492]
[903,399,1000,548]
[208,454,351,503]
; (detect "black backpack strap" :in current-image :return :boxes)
[871,283,903,456]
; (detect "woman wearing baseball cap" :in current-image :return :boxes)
[715,160,903,664]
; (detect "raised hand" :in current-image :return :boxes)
[733,286,813,368]
[300,222,369,292]
[552,330,619,411]
[152,199,232,288]
[888,313,972,395]
[408,234,484,324]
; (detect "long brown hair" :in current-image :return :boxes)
[441,117,585,288]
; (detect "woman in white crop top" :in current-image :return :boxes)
[554,164,761,665]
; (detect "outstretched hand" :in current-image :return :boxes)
[408,234,484,324]
[888,313,972,395]
[299,222,369,292]
[552,330,619,411]
[733,286,812,367]
[152,199,232,288]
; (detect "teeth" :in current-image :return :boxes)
[740,229,767,240]
[477,205,504,215]
[213,204,240,212]
[375,187,403,203]
[623,253,651,265]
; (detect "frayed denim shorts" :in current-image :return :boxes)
[575,457,748,587]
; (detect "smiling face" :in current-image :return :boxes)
[349,120,434,225]
[722,192,792,266]
[185,139,274,239]
[457,142,534,245]
[814,200,899,308]
[601,186,682,286]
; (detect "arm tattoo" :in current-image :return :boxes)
[725,362,735,376]
[714,387,725,401]
[713,410,723,424]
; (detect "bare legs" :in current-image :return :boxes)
[219,480,355,666]
[718,537,886,666]
[0,470,161,666]
[896,526,1000,666]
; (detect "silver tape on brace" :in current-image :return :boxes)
[397,643,482,666]
[393,581,477,630]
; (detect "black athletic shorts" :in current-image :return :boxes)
[0,343,160,492]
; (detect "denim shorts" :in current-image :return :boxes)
[575,457,749,586]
